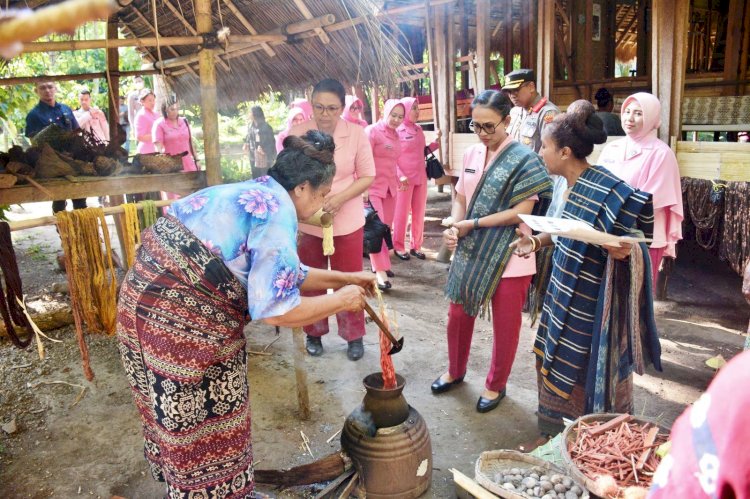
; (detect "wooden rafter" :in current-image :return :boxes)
[222,0,276,57]
[292,0,330,44]
[131,7,198,76]
[616,5,638,47]
[159,0,230,70]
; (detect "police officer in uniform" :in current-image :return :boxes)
[503,69,559,153]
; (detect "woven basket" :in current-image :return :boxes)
[475,449,589,498]
[137,153,183,174]
[561,413,669,497]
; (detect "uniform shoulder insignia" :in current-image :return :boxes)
[543,113,555,124]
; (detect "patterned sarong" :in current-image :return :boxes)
[533,165,656,401]
[445,141,552,317]
[117,216,253,498]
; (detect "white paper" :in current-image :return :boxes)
[519,214,652,247]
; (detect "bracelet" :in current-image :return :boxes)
[473,217,480,230]
[531,235,541,252]
[528,236,538,253]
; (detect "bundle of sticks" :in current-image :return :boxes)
[568,414,668,491]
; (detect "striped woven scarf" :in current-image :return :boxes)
[534,164,655,399]
[445,141,552,317]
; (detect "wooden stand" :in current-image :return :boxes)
[292,326,311,420]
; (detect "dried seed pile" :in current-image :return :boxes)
[491,465,585,498]
[568,414,668,490]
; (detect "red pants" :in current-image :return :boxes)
[368,194,396,272]
[446,275,531,392]
[648,247,666,286]
[298,228,365,341]
[393,181,428,252]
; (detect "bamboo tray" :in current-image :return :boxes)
[475,449,589,498]
[560,413,669,497]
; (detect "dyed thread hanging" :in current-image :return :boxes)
[0,221,34,349]
[141,200,158,228]
[322,224,335,256]
[121,203,142,268]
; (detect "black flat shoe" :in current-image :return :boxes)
[431,374,465,394]
[347,338,364,361]
[372,269,395,277]
[476,389,506,413]
[410,249,426,260]
[305,335,324,357]
[394,251,410,261]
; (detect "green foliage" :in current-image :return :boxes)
[237,91,291,133]
[0,204,9,221]
[220,156,252,184]
[0,21,146,148]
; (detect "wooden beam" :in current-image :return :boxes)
[106,19,120,142]
[131,7,198,77]
[652,0,690,140]
[740,1,750,94]
[504,1,513,76]
[223,0,276,57]
[475,0,491,92]
[435,4,451,167]
[584,0,593,99]
[195,0,222,186]
[447,3,456,129]
[537,0,554,98]
[1,173,206,205]
[616,6,638,47]
[22,36,204,53]
[293,0,331,44]
[0,70,161,87]
[161,0,230,71]
[723,0,743,95]
[458,0,469,90]
[424,0,438,129]
[636,0,648,77]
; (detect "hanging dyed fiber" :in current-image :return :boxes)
[121,203,141,268]
[720,181,750,276]
[682,178,725,251]
[0,221,34,349]
[56,208,118,335]
[141,199,158,228]
[322,224,334,256]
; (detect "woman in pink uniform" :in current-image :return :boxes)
[135,88,159,154]
[393,96,441,260]
[430,90,552,414]
[291,79,376,362]
[365,99,405,290]
[275,100,312,153]
[342,95,368,127]
[153,99,198,201]
[597,92,683,284]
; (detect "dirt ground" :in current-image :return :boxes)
[1,188,747,498]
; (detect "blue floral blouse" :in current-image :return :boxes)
[167,176,309,320]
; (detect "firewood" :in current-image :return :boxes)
[586,414,633,437]
[254,451,351,486]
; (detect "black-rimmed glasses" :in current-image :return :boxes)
[469,121,502,134]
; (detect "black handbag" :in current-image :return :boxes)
[363,201,391,255]
[425,146,444,180]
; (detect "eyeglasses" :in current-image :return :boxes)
[313,104,342,115]
[469,121,503,135]
[350,105,362,111]
[506,82,531,96]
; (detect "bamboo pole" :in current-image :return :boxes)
[130,6,198,77]
[292,327,311,420]
[292,0,331,44]
[222,0,276,57]
[0,70,161,87]
[475,0,491,92]
[195,0,221,187]
[7,200,173,232]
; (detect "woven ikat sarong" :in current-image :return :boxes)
[116,216,253,498]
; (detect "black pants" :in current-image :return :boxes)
[52,198,87,213]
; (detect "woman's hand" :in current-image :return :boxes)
[452,220,473,238]
[603,241,632,261]
[443,226,459,250]
[510,228,534,258]
[333,285,367,313]
[344,271,378,297]
[323,192,346,216]
[398,176,409,191]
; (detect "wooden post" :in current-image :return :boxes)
[458,0,469,90]
[636,0,648,77]
[424,0,439,130]
[435,4,451,168]
[370,84,380,123]
[195,0,222,186]
[723,0,744,95]
[292,327,311,420]
[504,0,513,77]
[475,0,491,92]
[741,2,750,94]
[584,0,593,100]
[447,4,456,131]
[536,0,554,98]
[651,0,689,140]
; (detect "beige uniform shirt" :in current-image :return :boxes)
[507,94,560,153]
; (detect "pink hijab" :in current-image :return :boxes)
[400,97,418,127]
[275,107,307,152]
[375,99,405,133]
[621,92,661,143]
[342,95,367,127]
[290,98,313,121]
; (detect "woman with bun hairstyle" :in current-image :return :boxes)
[117,130,376,498]
[430,90,552,414]
[512,100,662,439]
[596,92,683,284]
[392,96,441,261]
[289,78,376,361]
[365,98,406,289]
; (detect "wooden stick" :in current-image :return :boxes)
[291,326,311,420]
[254,451,350,486]
[586,414,633,437]
[8,200,173,232]
[636,426,660,470]
[312,468,355,499]
[337,471,359,499]
[450,468,497,499]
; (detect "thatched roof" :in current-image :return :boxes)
[12,0,413,106]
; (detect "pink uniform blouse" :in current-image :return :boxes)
[396,97,438,185]
[135,108,159,154]
[365,106,402,199]
[152,117,197,172]
[291,118,376,237]
[456,139,537,278]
